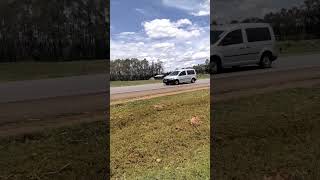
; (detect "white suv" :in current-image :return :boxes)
[163,69,197,85]
[211,23,279,73]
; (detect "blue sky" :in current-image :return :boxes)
[110,0,210,71]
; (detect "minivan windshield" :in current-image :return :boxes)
[211,30,224,44]
[169,71,180,76]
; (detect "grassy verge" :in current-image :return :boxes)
[2,86,318,179]
[0,120,108,180]
[111,90,210,179]
[0,60,107,82]
[111,74,210,87]
[110,79,161,87]
[213,86,320,179]
[277,39,320,56]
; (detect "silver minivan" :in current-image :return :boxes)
[211,23,279,73]
[163,69,197,85]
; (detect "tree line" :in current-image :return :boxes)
[110,59,164,81]
[0,0,109,62]
[193,59,210,74]
[212,0,320,40]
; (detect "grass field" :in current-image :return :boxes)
[111,89,210,179]
[110,74,210,87]
[0,120,108,180]
[213,86,320,179]
[1,86,319,179]
[0,60,107,82]
[277,39,320,56]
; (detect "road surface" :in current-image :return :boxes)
[0,53,318,104]
[111,53,320,100]
[0,53,319,136]
[0,53,319,103]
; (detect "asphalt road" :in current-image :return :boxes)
[111,53,320,99]
[0,53,320,104]
[0,53,319,136]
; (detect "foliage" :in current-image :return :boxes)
[264,0,320,40]
[110,58,164,81]
[0,0,109,62]
[222,0,320,40]
[193,59,210,74]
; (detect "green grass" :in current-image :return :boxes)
[277,39,320,56]
[0,120,108,180]
[213,86,320,179]
[110,74,210,87]
[111,90,210,179]
[110,79,162,87]
[197,73,210,79]
[0,60,107,82]
[1,86,319,179]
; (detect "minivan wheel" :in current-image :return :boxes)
[260,54,272,68]
[191,78,196,83]
[174,80,179,85]
[210,60,222,74]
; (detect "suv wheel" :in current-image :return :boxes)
[260,54,272,68]
[191,78,196,83]
[174,80,179,85]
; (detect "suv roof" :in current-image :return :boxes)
[212,23,271,31]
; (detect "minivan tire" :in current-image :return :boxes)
[260,53,272,68]
[210,60,222,74]
[191,78,196,83]
[174,80,179,85]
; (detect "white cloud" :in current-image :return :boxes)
[176,19,192,26]
[162,0,209,17]
[152,42,175,49]
[119,32,136,36]
[111,18,209,71]
[143,19,200,39]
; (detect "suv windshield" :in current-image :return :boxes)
[169,71,180,76]
[211,30,224,44]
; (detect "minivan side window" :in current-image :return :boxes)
[179,71,186,76]
[245,27,271,42]
[220,29,243,46]
[187,70,195,75]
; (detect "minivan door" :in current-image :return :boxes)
[218,29,246,66]
[244,27,273,63]
[178,71,187,83]
[186,70,195,82]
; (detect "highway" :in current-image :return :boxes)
[0,53,319,104]
[0,53,319,136]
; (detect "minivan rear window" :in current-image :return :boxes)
[245,27,271,42]
[187,70,195,75]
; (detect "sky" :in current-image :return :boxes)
[110,0,210,71]
[110,0,304,71]
[211,0,304,23]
